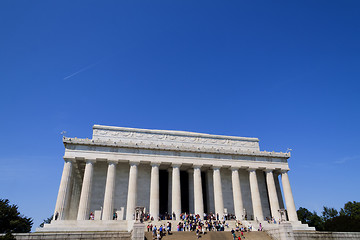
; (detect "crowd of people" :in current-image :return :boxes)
[145,212,266,240]
[143,212,242,222]
[147,222,172,239]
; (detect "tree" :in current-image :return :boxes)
[297,207,313,224]
[297,207,324,231]
[0,199,33,233]
[340,201,360,220]
[298,202,360,232]
[322,206,339,221]
[323,215,360,232]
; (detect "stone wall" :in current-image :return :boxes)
[240,169,253,219]
[11,232,131,240]
[294,231,360,240]
[89,161,107,218]
[114,162,131,218]
[137,164,151,215]
[221,168,234,215]
[257,170,271,219]
[206,170,214,213]
[9,230,360,240]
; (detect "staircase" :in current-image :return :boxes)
[145,231,273,240]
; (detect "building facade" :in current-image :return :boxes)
[43,124,303,232]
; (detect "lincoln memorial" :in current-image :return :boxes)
[40,124,311,233]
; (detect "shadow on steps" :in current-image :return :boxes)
[145,231,273,240]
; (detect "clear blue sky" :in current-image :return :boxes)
[0,1,359,231]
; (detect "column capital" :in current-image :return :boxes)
[211,165,222,170]
[107,159,118,165]
[247,168,257,172]
[63,157,75,163]
[231,167,240,171]
[172,163,181,168]
[264,168,275,173]
[193,165,203,169]
[151,162,160,167]
[280,169,289,173]
[85,158,96,164]
[129,161,140,166]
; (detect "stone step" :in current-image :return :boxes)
[145,231,273,240]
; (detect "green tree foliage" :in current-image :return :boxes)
[0,199,33,233]
[323,215,360,232]
[340,201,360,220]
[297,207,324,231]
[322,206,339,221]
[297,201,360,232]
[327,201,360,232]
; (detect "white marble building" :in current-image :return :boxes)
[41,124,304,232]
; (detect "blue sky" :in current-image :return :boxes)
[0,1,359,230]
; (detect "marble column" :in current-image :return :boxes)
[248,168,264,221]
[149,163,160,219]
[54,158,74,220]
[231,167,244,220]
[193,165,204,219]
[213,166,224,220]
[172,164,181,220]
[265,169,280,221]
[281,170,298,221]
[77,159,96,220]
[126,161,139,220]
[102,160,117,220]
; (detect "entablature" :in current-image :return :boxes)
[63,137,290,159]
[63,154,290,172]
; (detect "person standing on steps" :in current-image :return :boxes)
[231,228,236,240]
[167,222,171,235]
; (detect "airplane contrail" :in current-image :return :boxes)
[63,61,100,80]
